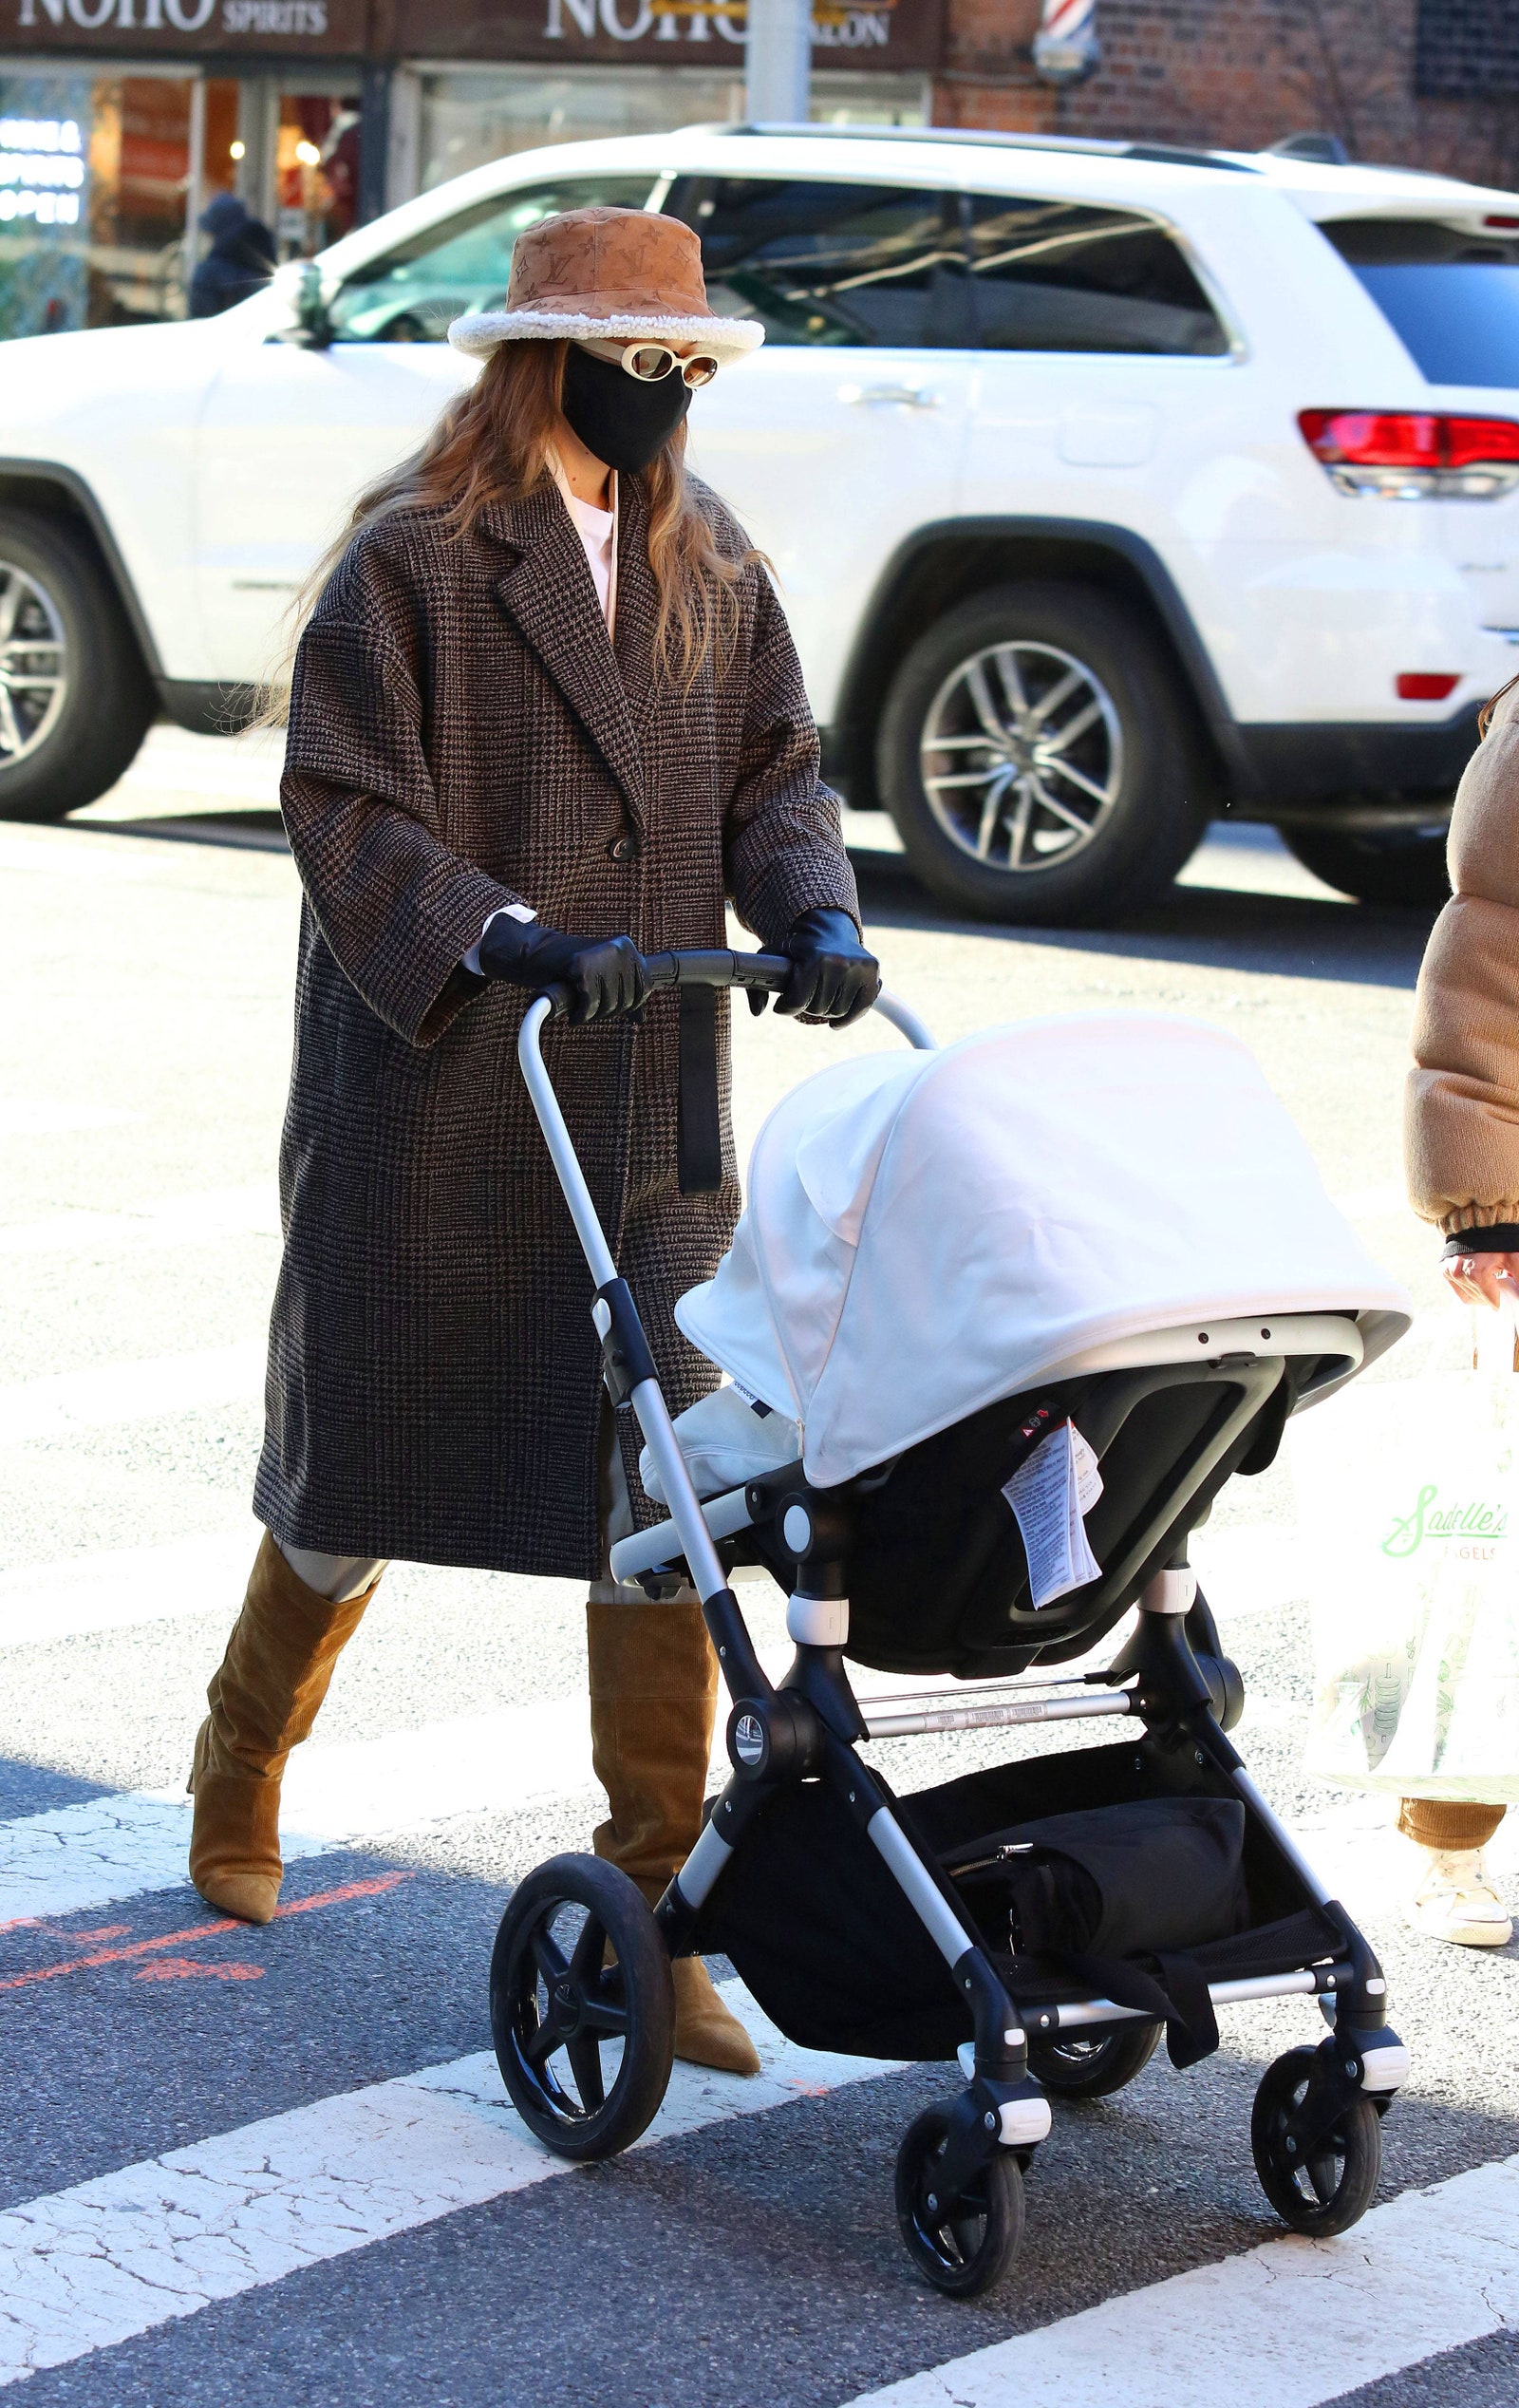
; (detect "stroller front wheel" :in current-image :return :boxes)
[894,2107,1025,2298]
[490,1853,675,2162]
[1250,2045,1381,2238]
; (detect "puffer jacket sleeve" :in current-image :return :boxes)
[279,520,526,1048]
[1405,683,1519,1232]
[721,560,861,950]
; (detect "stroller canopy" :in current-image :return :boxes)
[676,1014,1411,1489]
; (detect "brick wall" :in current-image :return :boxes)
[933,0,1519,191]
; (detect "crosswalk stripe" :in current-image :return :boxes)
[0,1698,597,1926]
[0,1529,261,1650]
[0,1499,1297,1660]
[0,1344,265,1451]
[0,1985,890,2385]
[0,1184,281,1259]
[0,1101,143,1139]
[1188,1522,1302,1615]
[0,1752,1434,1967]
[841,2152,1519,2408]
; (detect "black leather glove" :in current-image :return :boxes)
[778,908,881,1027]
[478,914,647,1025]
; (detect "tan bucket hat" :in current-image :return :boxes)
[448,205,763,366]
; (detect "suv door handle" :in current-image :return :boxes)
[838,382,942,408]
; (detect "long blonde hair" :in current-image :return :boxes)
[263,337,753,719]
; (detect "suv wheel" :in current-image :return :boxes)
[876,583,1207,925]
[1282,821,1450,909]
[0,507,156,822]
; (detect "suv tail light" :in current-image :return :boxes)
[1299,410,1519,499]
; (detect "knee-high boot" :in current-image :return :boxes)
[188,1532,381,1926]
[587,1594,760,2076]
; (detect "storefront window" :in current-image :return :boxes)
[415,66,927,195]
[0,69,201,336]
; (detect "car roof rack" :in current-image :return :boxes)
[711,123,1261,174]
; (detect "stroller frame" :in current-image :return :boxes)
[497,951,1407,2297]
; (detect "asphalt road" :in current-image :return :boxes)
[0,728,1514,2407]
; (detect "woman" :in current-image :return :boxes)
[1404,671,1519,1948]
[186,207,879,2074]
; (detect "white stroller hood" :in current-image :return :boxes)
[675,1013,1411,1489]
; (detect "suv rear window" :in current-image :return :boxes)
[1320,217,1519,389]
[328,173,657,343]
[966,196,1229,356]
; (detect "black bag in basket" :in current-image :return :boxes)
[943,1797,1248,2067]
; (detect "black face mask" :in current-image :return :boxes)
[560,343,692,477]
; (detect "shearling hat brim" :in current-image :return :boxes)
[448,307,764,364]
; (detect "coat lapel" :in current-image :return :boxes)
[484,486,647,828]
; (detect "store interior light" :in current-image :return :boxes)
[230,140,245,160]
[295,140,321,167]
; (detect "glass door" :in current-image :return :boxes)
[273,90,363,261]
[0,67,200,334]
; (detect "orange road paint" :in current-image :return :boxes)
[0,1870,413,1993]
[135,1957,264,1984]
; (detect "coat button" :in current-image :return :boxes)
[608,834,640,863]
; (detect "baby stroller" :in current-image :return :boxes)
[493,951,1413,2298]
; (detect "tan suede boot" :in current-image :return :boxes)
[187,1533,381,1925]
[587,1593,761,2077]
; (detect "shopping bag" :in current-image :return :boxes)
[1291,1299,1519,1803]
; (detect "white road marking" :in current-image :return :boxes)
[843,2153,1519,2408]
[0,1101,142,1139]
[0,1986,891,2385]
[0,1529,261,1650]
[0,1184,280,1259]
[0,1797,198,1928]
[0,1699,606,1925]
[0,1343,264,1451]
[1188,1522,1303,1617]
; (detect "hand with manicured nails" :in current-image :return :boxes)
[778,907,881,1027]
[478,915,648,1024]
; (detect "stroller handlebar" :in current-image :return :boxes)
[534,946,797,1020]
[645,947,795,996]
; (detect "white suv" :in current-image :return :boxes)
[4,123,1519,918]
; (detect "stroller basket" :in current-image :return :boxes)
[488,950,1411,2301]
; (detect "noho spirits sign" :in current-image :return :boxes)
[9,0,362,46]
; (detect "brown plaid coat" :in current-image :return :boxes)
[253,472,858,1578]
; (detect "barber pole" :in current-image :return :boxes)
[1032,0,1100,85]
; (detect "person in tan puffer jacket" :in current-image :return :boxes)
[1403,672,1519,1948]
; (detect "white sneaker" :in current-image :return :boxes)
[1408,1847,1513,1947]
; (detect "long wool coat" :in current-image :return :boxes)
[253,471,858,1579]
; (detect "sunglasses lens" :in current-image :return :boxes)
[683,355,720,387]
[625,345,675,381]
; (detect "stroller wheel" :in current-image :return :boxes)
[490,1853,675,2163]
[1028,2021,1161,2099]
[894,2107,1024,2298]
[1250,2046,1381,2238]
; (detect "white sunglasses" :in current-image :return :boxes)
[577,336,721,389]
